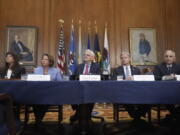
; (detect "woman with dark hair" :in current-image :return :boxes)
[0,52,25,79]
[0,52,25,134]
[33,54,63,132]
[34,53,62,81]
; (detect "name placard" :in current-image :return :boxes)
[79,75,101,81]
[117,75,124,81]
[27,74,51,81]
[133,75,155,81]
[176,75,180,81]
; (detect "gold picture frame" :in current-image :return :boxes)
[129,28,157,65]
[6,26,38,65]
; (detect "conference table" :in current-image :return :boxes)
[1,80,180,134]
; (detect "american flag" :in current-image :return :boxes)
[57,26,65,74]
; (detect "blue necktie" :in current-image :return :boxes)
[125,66,130,79]
[167,65,172,74]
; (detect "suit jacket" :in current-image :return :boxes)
[34,66,62,81]
[112,65,140,80]
[153,62,180,80]
[10,41,33,61]
[0,66,25,79]
[139,39,151,56]
[71,62,100,80]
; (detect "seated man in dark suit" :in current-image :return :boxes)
[112,51,149,122]
[154,50,180,121]
[70,49,100,122]
[0,93,16,135]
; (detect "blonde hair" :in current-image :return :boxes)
[84,49,95,57]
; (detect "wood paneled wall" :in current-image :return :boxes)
[0,0,180,68]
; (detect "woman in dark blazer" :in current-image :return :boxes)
[0,52,25,79]
[0,52,25,129]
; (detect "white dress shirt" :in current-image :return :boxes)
[123,65,132,78]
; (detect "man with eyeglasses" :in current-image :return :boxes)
[70,49,100,123]
[154,50,180,123]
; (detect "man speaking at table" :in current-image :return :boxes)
[112,51,149,123]
[154,50,180,123]
[70,49,100,123]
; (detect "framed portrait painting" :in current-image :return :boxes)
[129,28,157,65]
[6,26,37,65]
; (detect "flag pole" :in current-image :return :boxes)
[95,20,98,33]
[87,21,91,49]
[78,20,82,64]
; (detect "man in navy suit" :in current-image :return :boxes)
[154,50,180,121]
[10,35,33,61]
[139,33,151,65]
[70,49,100,122]
[154,50,180,80]
[112,51,149,121]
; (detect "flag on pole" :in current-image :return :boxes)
[102,24,110,75]
[57,20,65,74]
[87,34,91,49]
[78,20,82,64]
[87,21,91,49]
[68,21,76,75]
[94,22,101,63]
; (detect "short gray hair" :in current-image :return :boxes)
[164,50,176,57]
[120,50,131,57]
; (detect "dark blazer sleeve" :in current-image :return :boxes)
[90,63,100,74]
[0,66,26,79]
[11,66,26,79]
[70,64,82,80]
[176,64,180,74]
[111,66,124,80]
[111,68,118,80]
[131,66,141,75]
[153,65,162,81]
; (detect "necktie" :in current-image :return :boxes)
[167,65,172,74]
[84,64,89,75]
[125,66,130,79]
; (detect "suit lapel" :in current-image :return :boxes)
[130,66,133,75]
[162,63,170,74]
[89,63,94,74]
[117,66,125,77]
[80,64,85,74]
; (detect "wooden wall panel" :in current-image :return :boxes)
[0,0,180,69]
[0,0,50,65]
[49,0,116,66]
[165,0,180,61]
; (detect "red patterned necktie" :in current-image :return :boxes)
[84,64,89,75]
